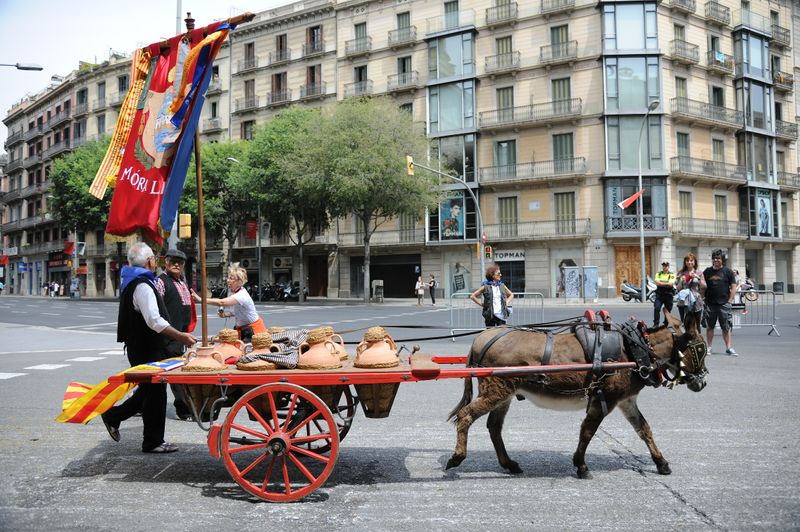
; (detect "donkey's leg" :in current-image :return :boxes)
[447,378,513,470]
[486,397,521,474]
[572,396,612,479]
[617,396,671,475]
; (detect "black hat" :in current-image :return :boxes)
[661,261,669,266]
[165,248,187,261]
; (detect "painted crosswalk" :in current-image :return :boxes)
[0,373,27,380]
[24,364,71,370]
[66,357,107,362]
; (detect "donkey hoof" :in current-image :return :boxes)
[657,462,672,475]
[576,466,592,480]
[505,461,523,475]
[446,455,464,470]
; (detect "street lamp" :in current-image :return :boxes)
[637,99,660,303]
[0,62,43,71]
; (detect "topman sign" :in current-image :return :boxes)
[493,250,525,261]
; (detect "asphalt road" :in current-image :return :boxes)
[0,296,799,530]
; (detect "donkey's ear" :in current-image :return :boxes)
[683,308,702,336]
[664,310,682,330]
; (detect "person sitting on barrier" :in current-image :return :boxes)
[192,263,266,342]
[470,264,514,327]
[700,249,738,356]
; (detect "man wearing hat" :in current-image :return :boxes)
[653,260,676,327]
[156,248,195,420]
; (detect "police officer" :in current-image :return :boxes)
[653,261,676,327]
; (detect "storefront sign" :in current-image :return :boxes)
[493,250,525,261]
[48,252,70,268]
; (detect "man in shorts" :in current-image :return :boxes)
[699,249,739,356]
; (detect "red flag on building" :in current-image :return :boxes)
[245,220,258,239]
[0,255,8,266]
[617,189,645,210]
[63,241,75,255]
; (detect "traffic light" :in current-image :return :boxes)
[484,245,492,259]
[406,155,414,176]
[179,213,192,239]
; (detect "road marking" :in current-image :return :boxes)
[79,315,105,318]
[0,347,116,355]
[59,322,117,330]
[66,356,107,362]
[0,373,27,380]
[41,312,61,316]
[152,463,176,479]
[100,350,124,355]
[24,364,70,370]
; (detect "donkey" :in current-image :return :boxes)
[446,310,708,479]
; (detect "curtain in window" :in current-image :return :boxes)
[555,192,576,234]
[553,133,574,173]
[494,140,516,178]
[496,87,513,122]
[498,197,518,237]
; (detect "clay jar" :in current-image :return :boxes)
[318,325,349,361]
[214,328,246,363]
[354,326,399,369]
[298,327,342,370]
[237,333,278,371]
[181,344,227,372]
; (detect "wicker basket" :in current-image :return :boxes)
[308,385,344,411]
[354,382,400,418]
[182,384,223,422]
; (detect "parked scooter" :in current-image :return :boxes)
[620,277,657,302]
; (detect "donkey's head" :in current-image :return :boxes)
[661,311,708,392]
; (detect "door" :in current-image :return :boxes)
[615,245,651,293]
[307,255,328,297]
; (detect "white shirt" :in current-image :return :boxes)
[133,282,170,333]
[491,285,503,319]
[232,288,259,326]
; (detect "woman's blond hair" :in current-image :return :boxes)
[227,263,248,283]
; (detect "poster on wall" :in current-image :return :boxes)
[440,191,464,240]
[450,261,472,294]
[757,190,772,237]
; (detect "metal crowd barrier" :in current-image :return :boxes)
[730,289,779,336]
[448,292,545,340]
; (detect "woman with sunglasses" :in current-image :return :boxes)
[470,264,514,327]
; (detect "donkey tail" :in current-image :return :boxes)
[447,376,473,422]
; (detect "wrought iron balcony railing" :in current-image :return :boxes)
[5,129,23,147]
[203,117,223,132]
[479,157,587,184]
[705,1,730,25]
[387,71,420,92]
[206,79,223,93]
[671,217,749,238]
[605,215,668,233]
[345,36,372,56]
[671,39,699,64]
[268,49,291,65]
[344,80,373,98]
[777,171,800,190]
[541,0,574,15]
[540,41,577,64]
[73,102,89,116]
[267,90,292,106]
[773,71,793,92]
[302,40,325,57]
[707,50,734,74]
[775,120,798,140]
[485,52,520,74]
[388,26,417,47]
[487,2,518,24]
[671,97,743,128]
[233,96,261,112]
[770,24,790,47]
[93,98,106,110]
[669,0,696,13]
[479,98,582,129]
[338,228,425,247]
[670,156,747,183]
[483,218,591,241]
[426,9,475,35]
[300,82,327,99]
[237,57,260,73]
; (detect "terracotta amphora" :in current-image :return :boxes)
[354,326,399,368]
[298,327,342,370]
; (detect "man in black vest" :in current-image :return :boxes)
[101,242,196,453]
[156,248,195,421]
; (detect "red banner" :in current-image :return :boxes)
[0,255,8,266]
[245,220,258,239]
[63,241,75,255]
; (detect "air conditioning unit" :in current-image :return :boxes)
[240,257,256,269]
[273,256,292,269]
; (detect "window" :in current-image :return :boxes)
[553,133,574,172]
[399,212,416,242]
[428,81,474,133]
[354,65,368,83]
[428,33,474,79]
[710,86,724,107]
[431,134,475,181]
[737,133,774,182]
[76,89,87,105]
[97,114,105,135]
[277,34,287,53]
[399,103,413,115]
[709,35,721,53]
[675,77,687,99]
[552,78,570,101]
[606,115,663,171]
[308,25,323,48]
[241,120,255,140]
[603,3,658,50]
[398,55,411,74]
[494,139,516,178]
[354,22,367,40]
[117,75,129,94]
[673,24,685,41]
[306,64,322,93]
[272,72,287,93]
[555,192,576,234]
[496,86,514,122]
[496,36,512,55]
[605,177,667,221]
[397,12,410,29]
[714,195,727,221]
[498,196,518,237]
[737,81,771,129]
[734,32,768,78]
[244,42,255,61]
[712,139,725,162]
[444,0,459,29]
[679,191,692,218]
[97,81,106,103]
[211,101,218,119]
[676,132,690,158]
[605,57,660,110]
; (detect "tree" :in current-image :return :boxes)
[301,97,439,302]
[49,138,113,231]
[245,106,329,302]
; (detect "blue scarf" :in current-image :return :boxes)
[120,265,156,293]
[481,280,501,287]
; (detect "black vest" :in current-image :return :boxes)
[158,273,192,356]
[117,276,170,366]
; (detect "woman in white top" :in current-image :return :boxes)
[414,276,424,305]
[469,264,514,327]
[192,263,267,340]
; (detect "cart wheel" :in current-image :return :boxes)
[744,290,758,302]
[220,383,339,502]
[299,386,357,454]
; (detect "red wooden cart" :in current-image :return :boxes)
[110,354,636,502]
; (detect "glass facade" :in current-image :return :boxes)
[431,134,475,182]
[427,33,474,80]
[605,56,660,110]
[428,81,474,133]
[606,115,663,171]
[602,3,658,51]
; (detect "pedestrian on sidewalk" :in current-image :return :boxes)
[415,276,425,305]
[653,261,676,327]
[700,249,738,356]
[470,264,513,327]
[101,242,197,453]
[428,274,437,305]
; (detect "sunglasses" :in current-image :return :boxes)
[167,258,185,265]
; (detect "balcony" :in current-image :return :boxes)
[707,50,734,75]
[479,98,582,130]
[236,57,260,74]
[302,40,325,58]
[704,1,730,26]
[426,9,475,35]
[202,117,223,132]
[540,0,574,16]
[670,97,743,130]
[782,224,800,241]
[670,39,699,65]
[770,24,790,48]
[44,140,71,160]
[387,71,420,93]
[16,241,63,256]
[671,217,749,239]
[344,80,373,98]
[93,98,106,111]
[388,26,417,48]
[484,218,591,242]
[0,220,21,233]
[3,187,20,202]
[17,212,53,231]
[24,125,43,141]
[233,96,261,113]
[48,109,72,129]
[72,136,87,149]
[733,10,771,36]
[539,41,577,66]
[5,129,24,147]
[6,158,23,173]
[669,0,696,14]
[18,180,52,199]
[777,171,800,191]
[484,51,521,75]
[338,227,425,247]
[73,102,89,117]
[670,156,747,185]
[299,82,327,100]
[108,91,126,107]
[206,79,223,94]
[605,215,668,234]
[268,49,291,66]
[486,2,518,26]
[775,120,798,141]
[479,157,587,186]
[23,153,42,168]
[773,71,793,93]
[345,36,372,57]
[266,89,292,107]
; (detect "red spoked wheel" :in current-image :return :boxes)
[292,386,356,454]
[220,383,339,502]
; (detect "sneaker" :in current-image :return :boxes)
[707,346,712,355]
[101,413,120,442]
[143,442,179,453]
[725,348,738,356]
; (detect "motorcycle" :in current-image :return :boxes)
[280,281,308,302]
[620,277,657,302]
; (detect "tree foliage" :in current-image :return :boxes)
[49,138,113,231]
